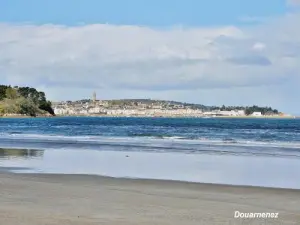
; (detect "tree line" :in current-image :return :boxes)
[0,85,54,116]
[209,105,279,115]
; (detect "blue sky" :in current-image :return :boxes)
[1,0,300,114]
[0,0,289,26]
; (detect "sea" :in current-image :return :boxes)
[0,117,300,189]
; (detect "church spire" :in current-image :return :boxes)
[92,91,96,102]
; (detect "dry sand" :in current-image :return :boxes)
[0,173,299,225]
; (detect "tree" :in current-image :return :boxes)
[0,84,55,116]
[5,87,19,99]
[16,97,39,117]
[17,87,55,115]
[0,85,9,100]
[0,103,5,115]
[245,108,252,115]
[39,100,54,115]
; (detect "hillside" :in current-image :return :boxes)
[59,98,280,116]
[0,85,55,117]
[113,99,280,115]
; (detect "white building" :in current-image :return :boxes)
[54,107,67,115]
[88,107,102,114]
[237,110,245,116]
[252,112,262,117]
[219,111,234,116]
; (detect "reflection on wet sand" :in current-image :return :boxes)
[1,148,300,189]
[0,148,44,159]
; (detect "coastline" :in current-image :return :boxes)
[0,172,299,225]
[2,147,300,190]
[0,114,54,118]
[0,114,296,119]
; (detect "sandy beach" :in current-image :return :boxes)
[0,173,299,225]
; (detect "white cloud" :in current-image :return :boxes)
[252,42,266,51]
[0,12,300,113]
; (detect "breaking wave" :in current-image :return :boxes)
[1,133,300,159]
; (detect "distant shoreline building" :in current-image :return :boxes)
[51,98,287,118]
[92,91,97,103]
[251,112,262,117]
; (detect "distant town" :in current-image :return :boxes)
[1,86,293,118]
[52,92,294,118]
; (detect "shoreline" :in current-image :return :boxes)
[0,114,297,119]
[1,147,300,190]
[1,170,300,191]
[0,114,54,118]
[1,172,299,225]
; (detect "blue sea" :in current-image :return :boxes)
[1,117,300,189]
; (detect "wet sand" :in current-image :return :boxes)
[0,173,299,225]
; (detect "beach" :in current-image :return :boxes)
[0,172,299,225]
[1,117,300,224]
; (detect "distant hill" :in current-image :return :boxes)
[106,99,280,115]
[59,98,280,116]
[0,85,55,117]
[109,99,210,110]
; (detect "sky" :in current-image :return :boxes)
[0,0,300,114]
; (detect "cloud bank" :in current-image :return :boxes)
[0,11,300,113]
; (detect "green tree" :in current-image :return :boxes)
[0,85,9,100]
[0,84,55,116]
[39,100,54,115]
[0,103,5,115]
[16,98,39,117]
[5,87,19,99]
[17,87,55,115]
